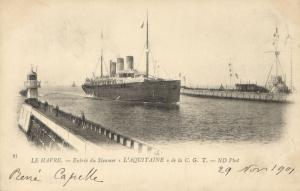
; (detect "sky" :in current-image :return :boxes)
[1,0,300,89]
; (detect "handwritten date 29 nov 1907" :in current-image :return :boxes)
[218,164,295,176]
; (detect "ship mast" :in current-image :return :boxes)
[265,27,281,87]
[101,49,103,77]
[146,11,149,78]
[273,27,280,77]
[290,44,293,91]
[100,30,103,78]
[228,60,232,87]
[288,34,293,92]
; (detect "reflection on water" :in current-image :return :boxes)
[33,86,287,146]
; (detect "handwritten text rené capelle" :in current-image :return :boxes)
[8,167,103,187]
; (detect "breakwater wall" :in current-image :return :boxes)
[18,100,160,155]
[19,103,100,153]
[181,87,288,102]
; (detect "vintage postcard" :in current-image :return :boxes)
[0,0,300,190]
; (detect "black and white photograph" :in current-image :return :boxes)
[1,0,300,190]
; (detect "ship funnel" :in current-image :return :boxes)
[110,60,116,77]
[126,56,134,70]
[116,57,124,73]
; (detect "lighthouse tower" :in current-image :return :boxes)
[25,69,41,101]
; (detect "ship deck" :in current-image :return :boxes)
[181,87,289,103]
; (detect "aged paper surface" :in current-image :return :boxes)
[1,0,300,190]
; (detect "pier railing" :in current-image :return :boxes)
[36,101,160,155]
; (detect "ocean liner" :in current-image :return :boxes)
[181,28,292,102]
[82,14,180,103]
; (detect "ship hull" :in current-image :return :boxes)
[82,80,181,103]
[181,87,289,103]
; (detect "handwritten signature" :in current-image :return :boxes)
[54,167,103,187]
[9,167,103,187]
[9,168,41,182]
